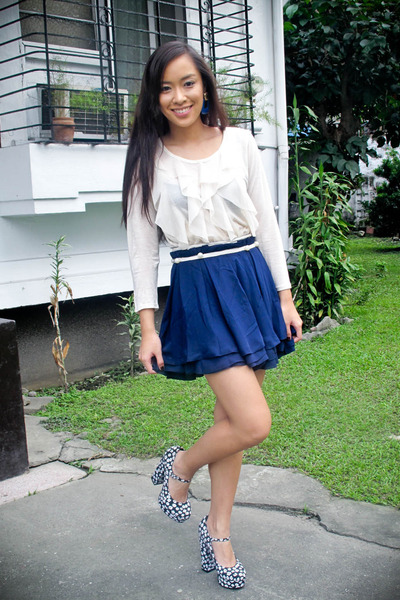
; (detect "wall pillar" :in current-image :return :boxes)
[0,318,29,481]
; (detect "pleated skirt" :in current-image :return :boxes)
[156,236,295,380]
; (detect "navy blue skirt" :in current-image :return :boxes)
[155,236,295,380]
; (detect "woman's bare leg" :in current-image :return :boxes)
[205,369,266,566]
[170,366,269,569]
[207,400,243,567]
[177,365,270,466]
[170,365,270,498]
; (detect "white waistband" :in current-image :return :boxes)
[172,241,259,264]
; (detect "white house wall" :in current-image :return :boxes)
[0,144,171,309]
[0,0,289,309]
[251,0,289,248]
[0,197,172,309]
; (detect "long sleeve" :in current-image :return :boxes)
[246,132,291,291]
[126,187,160,312]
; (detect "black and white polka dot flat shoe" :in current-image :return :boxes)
[151,446,192,523]
[198,516,246,589]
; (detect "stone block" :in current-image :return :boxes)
[0,318,29,481]
[23,395,54,415]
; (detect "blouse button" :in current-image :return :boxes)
[197,252,204,258]
[175,258,181,263]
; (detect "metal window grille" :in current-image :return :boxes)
[0,0,254,145]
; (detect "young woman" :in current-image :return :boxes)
[122,41,302,590]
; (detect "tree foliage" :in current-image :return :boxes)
[366,150,400,236]
[284,0,400,177]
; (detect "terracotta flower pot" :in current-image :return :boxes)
[52,117,75,143]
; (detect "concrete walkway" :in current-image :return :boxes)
[1,403,399,600]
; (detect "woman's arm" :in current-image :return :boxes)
[126,188,160,312]
[126,189,164,371]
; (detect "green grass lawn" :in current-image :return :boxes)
[40,236,400,507]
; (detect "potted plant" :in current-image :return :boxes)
[50,62,75,143]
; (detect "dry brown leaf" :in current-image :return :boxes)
[51,341,62,367]
[48,306,56,327]
[62,341,70,359]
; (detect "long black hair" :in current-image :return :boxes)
[122,41,229,226]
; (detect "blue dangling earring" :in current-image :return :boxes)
[201,92,209,115]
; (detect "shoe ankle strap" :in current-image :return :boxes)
[210,535,231,543]
[170,469,191,484]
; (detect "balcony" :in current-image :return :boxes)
[0,0,255,147]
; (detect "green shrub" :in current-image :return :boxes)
[288,98,359,328]
[116,294,141,377]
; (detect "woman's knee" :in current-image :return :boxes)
[239,411,271,448]
[208,367,272,446]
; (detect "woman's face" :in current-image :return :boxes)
[158,54,205,132]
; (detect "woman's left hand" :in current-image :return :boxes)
[278,289,303,342]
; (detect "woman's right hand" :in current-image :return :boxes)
[138,308,164,373]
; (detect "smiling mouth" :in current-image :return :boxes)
[172,106,192,115]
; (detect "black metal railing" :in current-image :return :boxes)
[0,0,254,145]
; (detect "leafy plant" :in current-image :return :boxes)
[69,89,114,113]
[288,96,320,202]
[116,294,141,377]
[374,261,388,277]
[47,236,73,391]
[217,70,275,127]
[288,100,359,328]
[50,60,72,119]
[364,149,400,237]
[127,93,138,129]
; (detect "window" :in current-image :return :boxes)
[20,0,96,50]
[108,0,188,97]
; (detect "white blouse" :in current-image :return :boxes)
[127,127,291,311]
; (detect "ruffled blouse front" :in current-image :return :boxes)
[153,131,259,248]
[126,127,291,312]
